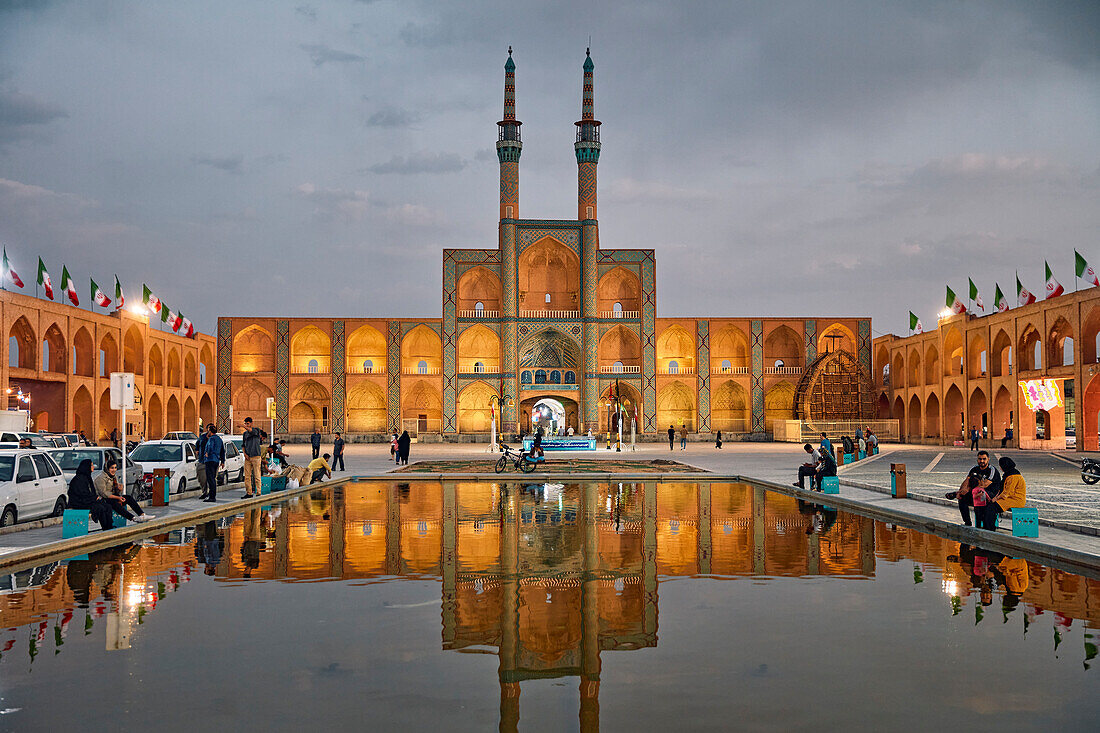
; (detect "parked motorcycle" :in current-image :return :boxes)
[1081,457,1100,485]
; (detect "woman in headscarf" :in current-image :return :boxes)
[397,430,411,466]
[979,456,1027,530]
[67,459,113,530]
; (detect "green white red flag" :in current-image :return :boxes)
[61,266,79,306]
[113,275,124,310]
[909,311,923,334]
[36,258,53,300]
[968,278,984,312]
[180,315,194,338]
[945,285,966,315]
[1076,250,1099,287]
[90,278,111,308]
[142,284,161,314]
[994,284,1009,313]
[1016,275,1036,306]
[1045,261,1064,299]
[2,249,23,288]
[166,309,182,332]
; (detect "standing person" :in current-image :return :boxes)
[679,425,688,450]
[945,450,1000,527]
[241,417,263,498]
[970,425,980,451]
[332,431,345,472]
[195,429,209,498]
[78,430,89,446]
[979,457,1027,530]
[67,459,114,530]
[715,430,723,449]
[667,425,675,451]
[397,430,411,465]
[310,429,322,460]
[820,432,833,456]
[1001,425,1012,449]
[200,423,224,503]
[307,453,332,484]
[110,427,119,448]
[391,432,400,465]
[95,460,153,522]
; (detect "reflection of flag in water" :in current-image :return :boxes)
[93,601,107,618]
[36,620,48,642]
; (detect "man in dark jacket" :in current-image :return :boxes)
[201,424,225,502]
[241,417,263,498]
[310,430,321,460]
[332,431,345,471]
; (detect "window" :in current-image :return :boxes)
[199,364,207,383]
[613,302,623,314]
[545,293,551,304]
[521,370,532,384]
[564,371,576,384]
[474,301,484,311]
[613,361,624,373]
[308,359,319,374]
[668,360,679,375]
[16,457,36,483]
[774,359,785,369]
[721,359,731,372]
[363,359,373,373]
[550,370,561,383]
[474,361,485,373]
[41,341,49,370]
[32,454,58,478]
[418,360,428,374]
[225,443,239,458]
[8,337,17,368]
[535,369,547,384]
[99,350,107,377]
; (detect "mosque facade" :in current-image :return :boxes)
[216,51,873,440]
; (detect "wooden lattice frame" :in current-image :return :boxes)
[795,349,874,422]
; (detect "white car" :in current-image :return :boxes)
[0,449,68,527]
[216,435,245,484]
[128,440,199,495]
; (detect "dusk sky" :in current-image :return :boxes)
[1,0,1097,336]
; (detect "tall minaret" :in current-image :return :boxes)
[497,46,522,221]
[498,48,521,433]
[574,48,601,221]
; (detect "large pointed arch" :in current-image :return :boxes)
[166,347,181,387]
[711,379,749,433]
[924,344,939,385]
[764,381,797,433]
[713,324,750,373]
[908,393,921,439]
[456,266,502,313]
[183,396,197,434]
[457,324,500,373]
[147,343,164,385]
[402,324,442,374]
[517,236,580,314]
[73,327,94,377]
[346,380,387,433]
[146,393,163,439]
[99,332,119,377]
[347,324,387,374]
[291,325,331,374]
[233,325,275,373]
[42,322,66,374]
[990,329,1012,377]
[123,325,144,375]
[457,381,497,433]
[764,325,802,370]
[233,378,274,426]
[596,266,641,314]
[924,392,940,439]
[656,380,695,431]
[657,324,695,373]
[599,325,641,370]
[166,394,181,432]
[943,384,964,440]
[73,385,93,435]
[1048,316,1074,368]
[290,379,330,433]
[8,316,35,370]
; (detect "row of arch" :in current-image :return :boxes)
[881,314,1094,389]
[7,317,212,386]
[886,384,1011,441]
[67,385,215,441]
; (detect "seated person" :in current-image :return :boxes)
[794,443,821,489]
[840,434,855,456]
[945,450,1000,527]
[529,429,544,459]
[95,460,153,523]
[857,435,867,455]
[977,457,1027,530]
[867,430,878,450]
[307,453,332,484]
[67,459,115,529]
[814,448,837,488]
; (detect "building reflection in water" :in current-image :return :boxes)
[0,481,1097,726]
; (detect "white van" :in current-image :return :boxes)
[0,449,68,527]
[128,440,198,495]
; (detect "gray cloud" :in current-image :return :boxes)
[295,5,317,21]
[190,154,244,175]
[367,152,466,175]
[366,106,419,128]
[300,43,364,67]
[0,87,66,141]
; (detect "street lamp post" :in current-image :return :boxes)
[489,385,512,453]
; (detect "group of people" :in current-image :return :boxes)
[794,439,838,490]
[666,424,689,451]
[66,457,154,530]
[947,450,1028,530]
[390,431,411,465]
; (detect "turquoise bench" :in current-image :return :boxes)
[1010,507,1038,538]
[62,509,126,539]
[260,475,287,495]
[821,476,840,494]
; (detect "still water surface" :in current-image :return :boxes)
[0,481,1097,731]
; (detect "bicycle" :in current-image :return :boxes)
[495,442,545,474]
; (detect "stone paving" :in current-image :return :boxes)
[394,457,700,473]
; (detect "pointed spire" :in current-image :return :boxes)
[498,46,521,145]
[581,48,595,121]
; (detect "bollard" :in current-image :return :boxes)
[821,477,840,494]
[152,469,171,507]
[890,463,906,498]
[836,447,845,467]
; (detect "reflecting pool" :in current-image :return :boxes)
[0,481,1097,731]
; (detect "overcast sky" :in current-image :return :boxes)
[1,0,1097,336]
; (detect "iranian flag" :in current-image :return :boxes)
[142,284,161,314]
[180,315,194,338]
[37,258,54,299]
[909,311,923,334]
[90,278,111,308]
[1045,261,1064,299]
[2,249,23,288]
[114,275,125,310]
[61,266,79,306]
[994,284,1009,313]
[1016,275,1037,306]
[166,308,183,332]
[946,285,966,315]
[968,278,984,312]
[1076,250,1100,287]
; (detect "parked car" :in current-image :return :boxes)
[18,433,54,449]
[0,449,68,526]
[60,433,80,447]
[164,431,199,442]
[48,446,145,498]
[216,437,245,484]
[128,440,198,495]
[42,435,68,448]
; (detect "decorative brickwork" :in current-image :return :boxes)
[697,319,710,432]
[387,320,401,433]
[751,320,764,433]
[331,320,345,433]
[804,319,817,364]
[216,318,232,432]
[275,320,289,433]
[641,252,657,433]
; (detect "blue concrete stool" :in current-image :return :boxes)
[260,476,272,495]
[821,477,840,494]
[62,509,89,539]
[1011,507,1039,538]
[858,451,866,460]
[843,453,853,465]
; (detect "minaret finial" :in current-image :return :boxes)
[497,47,522,219]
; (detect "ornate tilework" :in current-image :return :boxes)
[597,250,650,263]
[516,225,581,257]
[499,161,518,218]
[641,251,657,433]
[804,319,817,363]
[442,251,458,434]
[387,321,401,433]
[578,161,597,218]
[697,320,710,432]
[216,318,233,432]
[331,320,345,433]
[751,320,764,433]
[275,320,289,433]
[858,319,871,374]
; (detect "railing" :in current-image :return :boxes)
[659,366,695,375]
[713,365,750,375]
[346,365,385,375]
[402,366,441,375]
[764,366,803,375]
[519,310,580,319]
[799,419,900,443]
[290,368,330,375]
[599,365,642,374]
[460,365,500,374]
[458,309,500,319]
[600,310,640,319]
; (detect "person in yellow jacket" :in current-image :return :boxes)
[978,456,1027,530]
[307,453,331,484]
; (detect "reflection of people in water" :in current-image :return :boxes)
[65,544,139,606]
[195,521,224,576]
[796,499,837,535]
[241,508,263,577]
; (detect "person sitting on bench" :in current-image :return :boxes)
[529,428,544,460]
[66,459,114,530]
[794,443,821,489]
[308,453,332,484]
[945,450,999,527]
[96,460,153,523]
[814,448,837,489]
[977,457,1027,530]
